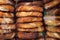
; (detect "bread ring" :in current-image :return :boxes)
[37,37,56,40]
[43,0,52,3]
[46,8,60,16]
[16,5,43,12]
[0,11,14,17]
[0,29,12,33]
[45,0,60,9]
[17,17,42,23]
[0,32,15,39]
[47,31,60,39]
[46,26,60,32]
[0,24,15,30]
[18,32,43,39]
[0,0,13,4]
[16,12,43,17]
[18,1,43,6]
[0,18,14,24]
[18,27,44,32]
[17,22,43,28]
[0,5,14,12]
[44,16,60,26]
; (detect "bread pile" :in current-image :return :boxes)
[16,0,44,39]
[44,0,60,39]
[0,0,15,39]
[0,0,60,40]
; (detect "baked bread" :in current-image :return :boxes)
[44,16,60,26]
[45,0,60,9]
[18,1,43,6]
[17,22,43,28]
[45,19,60,26]
[0,18,14,24]
[43,0,52,3]
[0,24,15,30]
[0,0,13,4]
[46,8,60,16]
[0,32,15,39]
[18,32,43,39]
[17,17,42,23]
[17,39,34,40]
[47,31,60,39]
[18,27,44,32]
[44,16,60,19]
[37,37,56,40]
[16,5,43,12]
[0,5,14,12]
[44,38,56,40]
[0,29,12,33]
[36,38,44,40]
[16,12,43,17]
[0,11,14,17]
[46,26,60,32]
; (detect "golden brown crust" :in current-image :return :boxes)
[0,32,15,39]
[16,5,43,12]
[18,27,44,32]
[55,16,60,19]
[47,31,60,39]
[45,19,60,26]
[17,22,43,28]
[0,29,12,33]
[18,32,43,39]
[0,0,13,4]
[37,38,56,40]
[17,39,34,40]
[37,38,44,40]
[43,0,52,3]
[0,18,14,24]
[16,12,43,17]
[0,24,15,30]
[46,8,60,15]
[17,17,42,23]
[45,0,60,9]
[18,1,43,6]
[18,32,37,39]
[0,11,14,17]
[44,16,60,26]
[0,5,14,12]
[46,26,60,32]
[44,16,60,19]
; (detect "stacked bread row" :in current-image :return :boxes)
[0,0,15,39]
[44,0,60,39]
[16,0,44,39]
